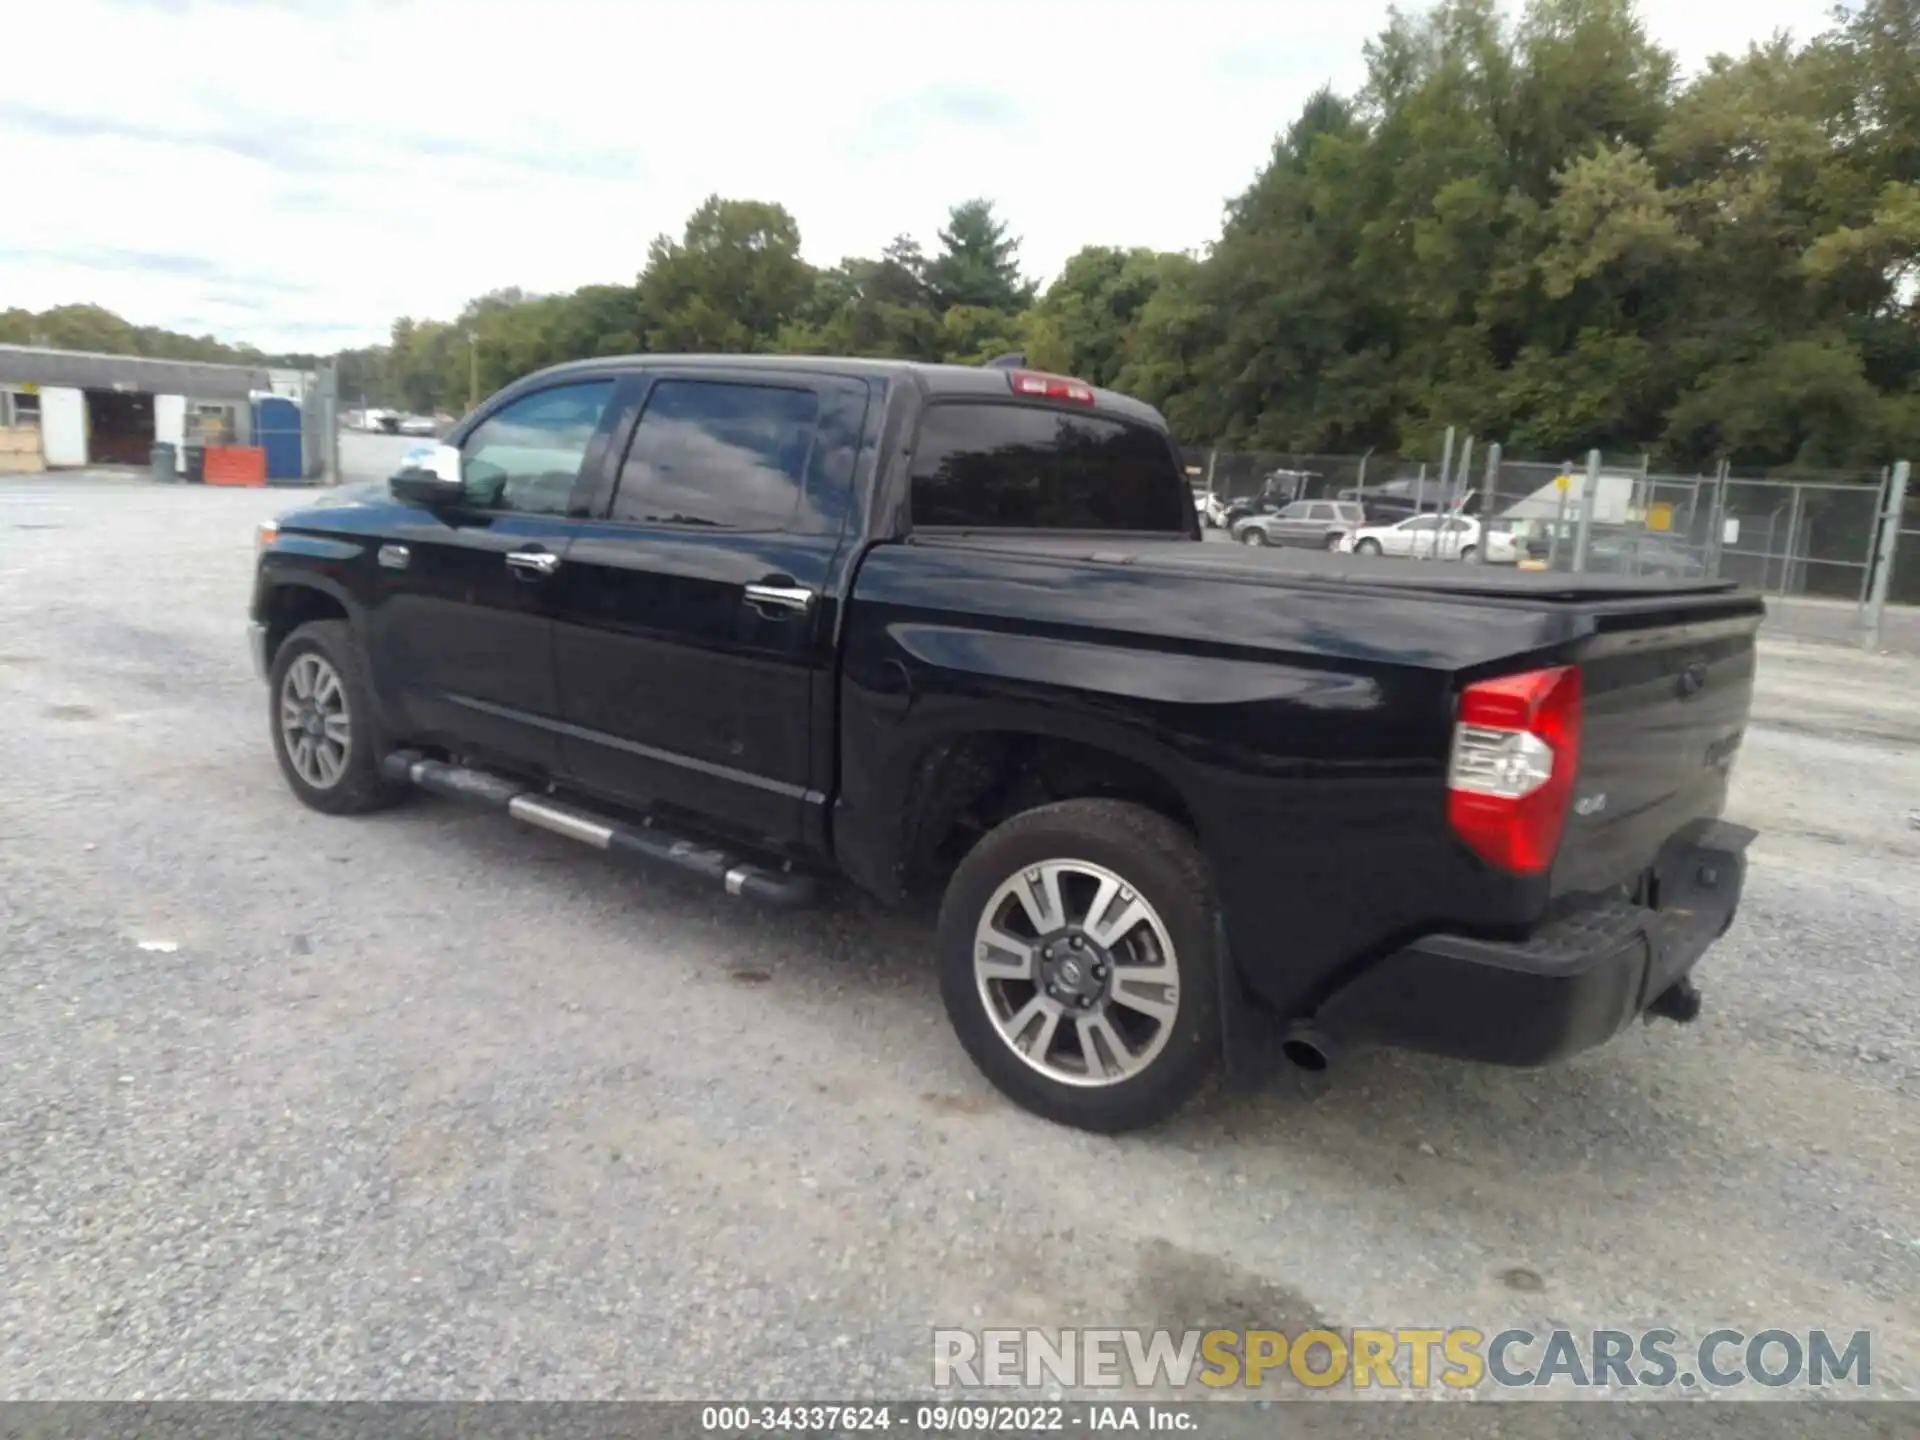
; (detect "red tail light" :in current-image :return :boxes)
[1008,370,1095,405]
[1447,665,1583,875]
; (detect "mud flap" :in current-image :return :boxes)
[1215,912,1283,1094]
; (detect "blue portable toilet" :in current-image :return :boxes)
[252,394,305,482]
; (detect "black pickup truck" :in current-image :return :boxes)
[249,356,1761,1132]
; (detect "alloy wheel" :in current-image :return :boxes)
[973,860,1181,1087]
[279,652,352,789]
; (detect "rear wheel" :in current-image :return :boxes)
[1356,538,1383,556]
[268,620,407,816]
[1459,545,1477,563]
[937,800,1222,1133]
[1240,528,1268,546]
[1323,532,1344,551]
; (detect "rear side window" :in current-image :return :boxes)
[910,403,1188,532]
[611,379,819,529]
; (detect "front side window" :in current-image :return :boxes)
[1402,516,1439,532]
[1278,502,1313,519]
[612,380,819,529]
[463,380,615,515]
[910,403,1187,532]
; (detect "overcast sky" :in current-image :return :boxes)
[4,0,1838,354]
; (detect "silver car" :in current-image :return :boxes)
[1233,500,1368,550]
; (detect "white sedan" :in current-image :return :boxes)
[1336,514,1519,563]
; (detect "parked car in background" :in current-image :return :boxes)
[1584,530,1708,578]
[1340,480,1478,525]
[398,414,439,437]
[1338,513,1519,563]
[1515,529,1709,578]
[1233,499,1368,549]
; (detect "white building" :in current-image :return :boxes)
[0,343,319,478]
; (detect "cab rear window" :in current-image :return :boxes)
[909,403,1189,532]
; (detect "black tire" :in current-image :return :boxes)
[267,619,408,816]
[1323,532,1344,551]
[1459,545,1477,563]
[1240,528,1268,546]
[1356,538,1383,556]
[937,799,1222,1133]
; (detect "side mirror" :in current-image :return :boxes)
[390,443,463,507]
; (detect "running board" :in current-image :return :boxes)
[381,750,818,908]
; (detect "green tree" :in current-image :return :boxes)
[638,196,811,353]
[925,199,1034,314]
[1027,246,1175,387]
[779,237,941,359]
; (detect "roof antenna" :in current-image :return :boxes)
[985,352,1027,370]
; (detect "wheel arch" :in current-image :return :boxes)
[890,724,1202,905]
[259,577,355,672]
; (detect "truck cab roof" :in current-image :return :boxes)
[503,353,1171,431]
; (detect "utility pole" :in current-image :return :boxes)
[1477,442,1502,565]
[317,358,340,486]
[1572,449,1602,573]
[1454,436,1474,560]
[1704,459,1729,576]
[1433,426,1456,559]
[467,331,479,413]
[1864,460,1910,651]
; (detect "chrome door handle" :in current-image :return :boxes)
[505,549,561,576]
[744,582,815,614]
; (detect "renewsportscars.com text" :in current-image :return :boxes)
[932,1327,1872,1392]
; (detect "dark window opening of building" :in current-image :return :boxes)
[2,391,40,428]
[85,389,156,466]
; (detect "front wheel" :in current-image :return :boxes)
[1459,545,1477,563]
[1355,538,1383,556]
[937,800,1222,1133]
[268,619,407,816]
[1239,528,1268,546]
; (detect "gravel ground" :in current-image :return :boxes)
[2,475,1917,1408]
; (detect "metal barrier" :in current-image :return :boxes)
[1186,436,1916,651]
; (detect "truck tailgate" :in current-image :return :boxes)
[1550,604,1761,900]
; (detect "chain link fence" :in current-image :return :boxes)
[1188,438,1917,652]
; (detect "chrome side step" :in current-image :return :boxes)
[381,750,818,908]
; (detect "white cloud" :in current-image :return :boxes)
[3,0,1837,352]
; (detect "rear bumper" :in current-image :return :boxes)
[1314,821,1754,1066]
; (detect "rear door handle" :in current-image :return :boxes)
[506,549,561,577]
[744,582,815,615]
